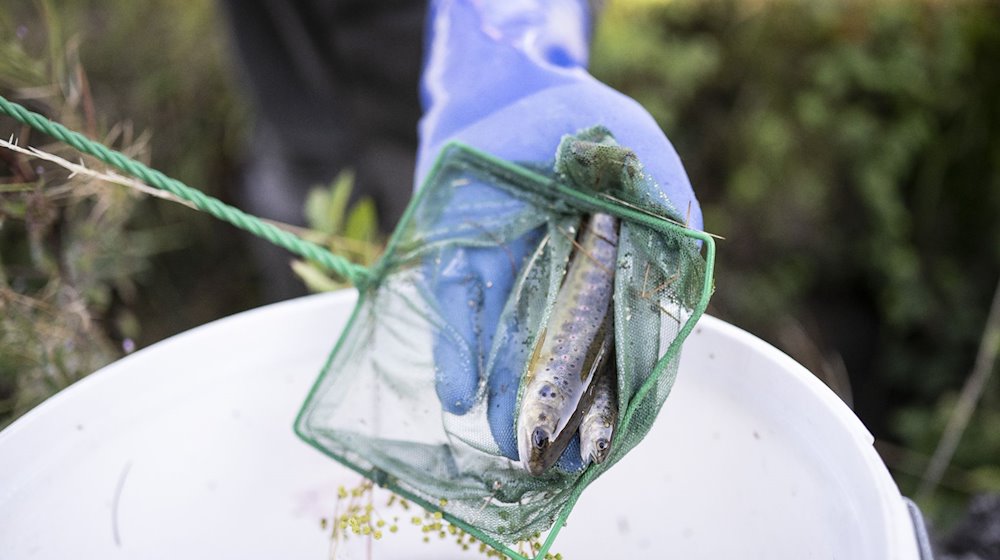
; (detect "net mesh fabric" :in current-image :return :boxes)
[296,127,709,545]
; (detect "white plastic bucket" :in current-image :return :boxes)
[0,290,922,559]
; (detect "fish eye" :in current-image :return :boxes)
[532,428,549,450]
[596,438,609,451]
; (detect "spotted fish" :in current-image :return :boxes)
[517,212,619,476]
[579,355,618,466]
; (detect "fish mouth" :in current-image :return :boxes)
[531,427,550,451]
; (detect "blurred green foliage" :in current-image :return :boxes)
[1,0,251,423]
[591,0,1000,524]
[10,0,256,345]
[292,170,383,292]
[0,2,158,422]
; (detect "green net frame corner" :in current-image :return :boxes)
[0,95,716,560]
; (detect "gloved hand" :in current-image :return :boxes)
[416,0,702,468]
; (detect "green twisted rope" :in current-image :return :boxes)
[0,94,373,288]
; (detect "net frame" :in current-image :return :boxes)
[294,141,716,560]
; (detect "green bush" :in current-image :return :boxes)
[592,0,1000,525]
[0,0,251,423]
[1,3,151,422]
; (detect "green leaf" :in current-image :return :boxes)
[344,197,378,246]
[304,187,332,234]
[304,169,355,235]
[327,170,355,234]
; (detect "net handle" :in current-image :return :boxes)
[0,95,375,288]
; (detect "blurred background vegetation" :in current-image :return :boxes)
[1,0,998,535]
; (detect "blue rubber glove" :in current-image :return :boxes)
[416,0,702,467]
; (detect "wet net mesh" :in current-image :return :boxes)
[295,126,713,551]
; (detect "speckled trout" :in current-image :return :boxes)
[579,356,618,466]
[517,212,619,476]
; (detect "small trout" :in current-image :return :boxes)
[579,356,618,466]
[517,212,619,476]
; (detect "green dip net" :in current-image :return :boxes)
[295,126,715,558]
